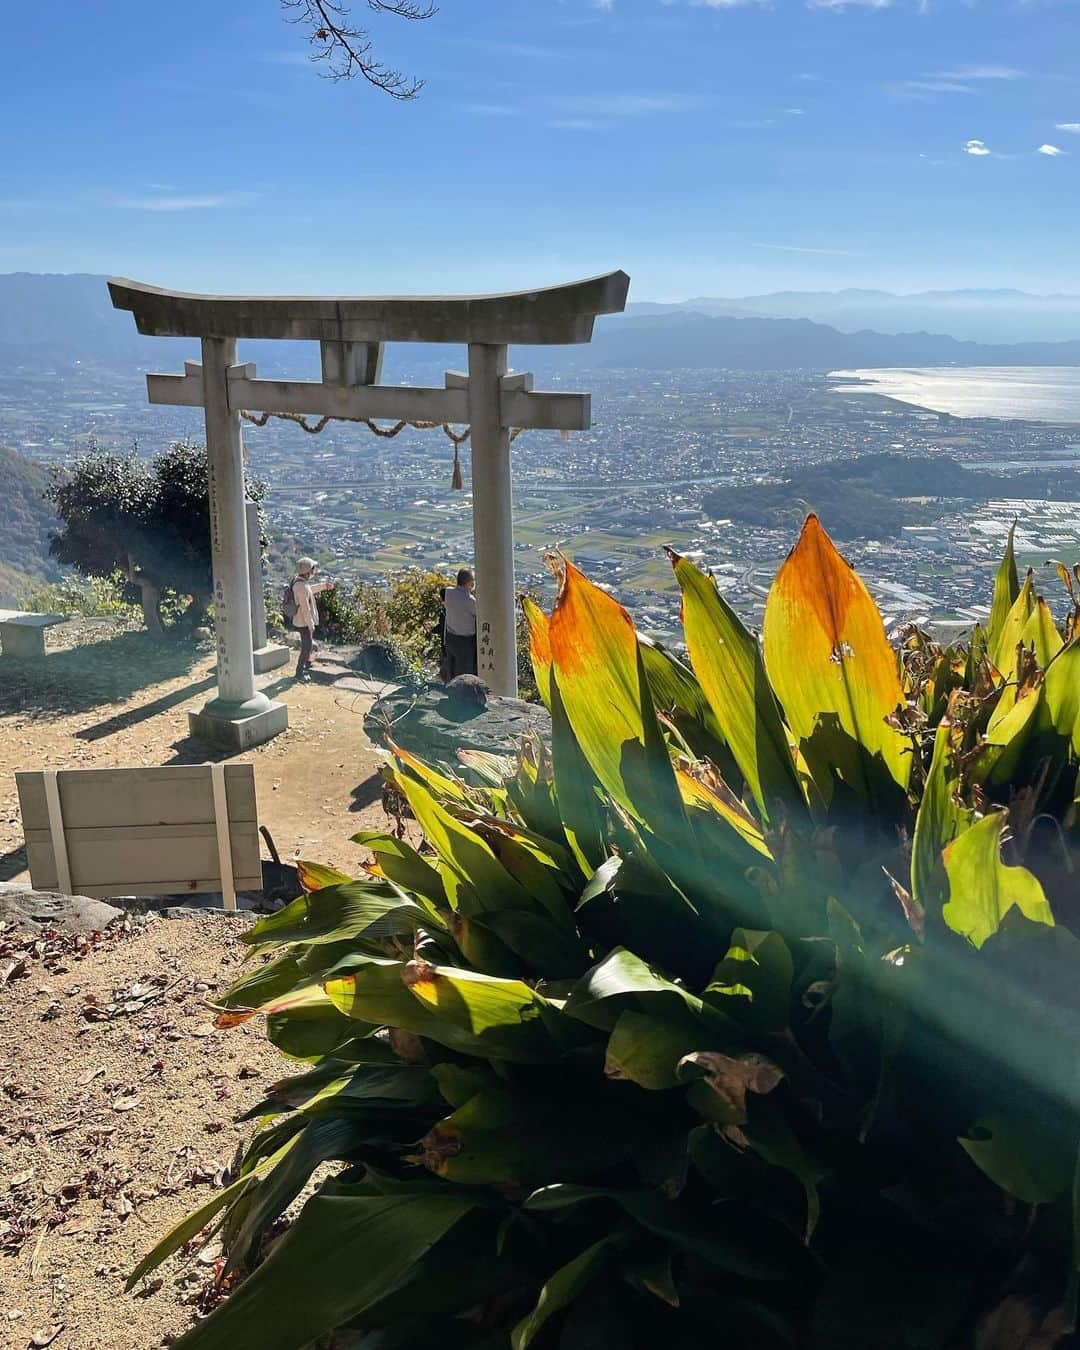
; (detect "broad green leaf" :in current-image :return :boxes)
[1022,596,1065,669]
[675,769,772,859]
[548,669,609,874]
[325,958,556,1061]
[266,1001,362,1061]
[763,515,911,800]
[524,1184,795,1281]
[960,1114,1073,1204]
[214,980,334,1030]
[297,860,354,892]
[217,953,305,1011]
[389,743,473,805]
[512,1239,614,1350]
[639,634,737,776]
[394,771,534,917]
[912,713,973,921]
[706,929,794,1034]
[1045,642,1080,756]
[522,594,553,710]
[604,1008,707,1090]
[412,1085,619,1185]
[942,812,1055,948]
[548,557,688,834]
[242,881,441,953]
[351,831,449,908]
[127,1132,301,1288]
[225,1116,361,1273]
[986,521,1019,655]
[566,947,735,1036]
[173,1181,476,1350]
[990,568,1036,680]
[669,548,804,824]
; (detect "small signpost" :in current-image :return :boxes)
[108,272,629,747]
[16,764,261,911]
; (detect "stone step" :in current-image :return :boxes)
[308,661,354,683]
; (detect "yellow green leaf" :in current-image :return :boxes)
[986,521,1020,655]
[669,548,804,825]
[942,811,1054,949]
[548,557,687,834]
[296,860,353,892]
[1022,596,1065,669]
[763,514,911,799]
[522,595,553,710]
[1044,642,1080,755]
[990,568,1035,681]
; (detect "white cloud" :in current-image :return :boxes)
[554,93,699,116]
[752,242,860,255]
[964,138,991,156]
[465,103,522,117]
[785,107,806,114]
[1038,143,1065,155]
[1055,122,1080,132]
[933,64,1024,80]
[548,118,611,130]
[807,0,893,10]
[112,193,253,211]
[888,80,975,98]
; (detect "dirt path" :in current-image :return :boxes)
[0,912,289,1350]
[0,627,408,1348]
[0,629,395,883]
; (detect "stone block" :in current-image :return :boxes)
[253,643,290,674]
[188,699,288,751]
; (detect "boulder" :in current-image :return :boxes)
[364,685,550,770]
[351,639,411,682]
[0,882,123,934]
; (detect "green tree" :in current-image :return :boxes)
[45,441,266,635]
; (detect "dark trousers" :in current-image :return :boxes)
[296,625,314,677]
[443,631,477,680]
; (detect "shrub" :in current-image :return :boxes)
[318,567,451,673]
[23,570,141,621]
[138,518,1080,1350]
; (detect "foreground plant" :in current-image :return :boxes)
[139,517,1080,1350]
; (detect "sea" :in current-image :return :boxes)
[828,366,1080,424]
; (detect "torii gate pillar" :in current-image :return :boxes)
[189,336,288,749]
[467,343,516,693]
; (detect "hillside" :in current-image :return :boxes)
[0,443,62,602]
[582,311,1080,372]
[706,452,1077,539]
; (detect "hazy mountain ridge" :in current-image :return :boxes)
[4,273,1080,376]
[629,287,1080,345]
[585,311,1080,373]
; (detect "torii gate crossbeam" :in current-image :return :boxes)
[109,272,629,750]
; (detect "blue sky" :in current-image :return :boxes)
[1,0,1078,299]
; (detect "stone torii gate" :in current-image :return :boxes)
[108,272,629,750]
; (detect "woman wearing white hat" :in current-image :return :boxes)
[288,557,332,681]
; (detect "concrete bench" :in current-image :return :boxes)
[0,610,68,660]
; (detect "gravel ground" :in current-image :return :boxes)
[0,911,287,1350]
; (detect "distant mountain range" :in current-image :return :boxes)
[629,288,1080,345]
[582,310,1080,373]
[4,273,1080,376]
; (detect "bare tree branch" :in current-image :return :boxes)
[281,0,436,98]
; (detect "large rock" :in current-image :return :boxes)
[0,882,123,934]
[364,682,550,770]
